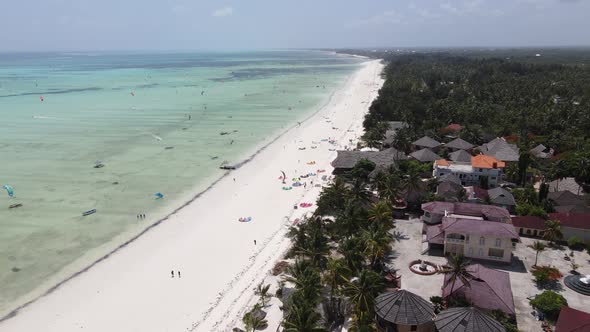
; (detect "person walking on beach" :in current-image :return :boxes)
[254,240,257,245]
[178,271,181,278]
[171,270,175,278]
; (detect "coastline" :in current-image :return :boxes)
[0,59,384,332]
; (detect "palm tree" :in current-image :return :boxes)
[403,169,422,203]
[361,225,391,270]
[442,254,473,299]
[367,200,393,230]
[528,241,546,266]
[322,258,349,328]
[254,283,272,306]
[342,269,385,319]
[316,177,350,215]
[543,220,564,245]
[350,179,372,206]
[338,237,365,273]
[282,300,326,332]
[242,306,269,332]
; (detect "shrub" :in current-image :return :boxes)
[430,296,444,314]
[531,266,562,287]
[489,310,518,332]
[529,291,568,321]
[567,236,585,250]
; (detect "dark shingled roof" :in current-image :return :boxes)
[438,217,519,240]
[449,149,473,162]
[443,264,515,316]
[375,290,434,326]
[439,173,462,185]
[410,148,441,162]
[413,136,441,149]
[548,190,587,207]
[387,121,407,131]
[488,187,516,206]
[445,138,475,151]
[437,181,464,199]
[480,138,519,162]
[555,307,590,332]
[435,307,506,332]
[549,178,584,195]
[331,148,407,170]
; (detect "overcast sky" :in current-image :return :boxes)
[1,0,588,51]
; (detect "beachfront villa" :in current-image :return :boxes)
[433,155,505,188]
[442,264,516,316]
[331,148,407,175]
[421,201,511,224]
[479,137,520,163]
[426,215,519,263]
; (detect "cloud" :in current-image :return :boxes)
[355,10,403,26]
[212,6,234,17]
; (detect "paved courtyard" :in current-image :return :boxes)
[389,216,590,332]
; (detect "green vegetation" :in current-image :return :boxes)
[360,53,590,187]
[529,290,568,321]
[543,220,564,245]
[528,241,546,267]
[567,236,585,250]
[531,266,563,288]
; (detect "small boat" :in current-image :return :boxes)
[165,146,174,150]
[220,165,236,170]
[220,131,230,135]
[82,209,96,216]
[9,203,22,209]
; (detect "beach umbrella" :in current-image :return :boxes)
[154,192,164,199]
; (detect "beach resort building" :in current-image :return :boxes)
[448,149,472,163]
[425,215,519,263]
[479,137,520,163]
[433,155,505,188]
[421,201,511,224]
[409,148,441,163]
[413,136,442,151]
[444,137,474,151]
[442,264,516,316]
[375,290,435,332]
[548,177,585,196]
[512,212,590,241]
[331,148,407,175]
[547,190,590,213]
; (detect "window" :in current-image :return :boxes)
[479,237,485,246]
[491,176,497,180]
[425,212,431,217]
[495,238,502,247]
[411,325,417,331]
[526,229,531,235]
[489,248,504,258]
[478,248,483,256]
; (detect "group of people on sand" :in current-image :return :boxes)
[137,213,146,219]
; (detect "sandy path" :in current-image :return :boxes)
[0,60,384,332]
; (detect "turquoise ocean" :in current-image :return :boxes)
[0,51,362,314]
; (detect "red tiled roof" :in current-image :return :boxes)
[512,216,546,230]
[471,155,506,169]
[442,217,519,239]
[549,213,590,230]
[421,202,511,220]
[443,264,515,315]
[446,123,463,131]
[555,307,590,332]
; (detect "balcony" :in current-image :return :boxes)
[446,238,465,244]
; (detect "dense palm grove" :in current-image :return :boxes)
[280,168,397,331]
[362,54,590,185]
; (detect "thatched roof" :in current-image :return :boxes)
[479,138,519,162]
[413,136,441,149]
[435,307,506,332]
[409,148,441,162]
[445,137,474,150]
[375,290,434,326]
[449,149,473,162]
[331,148,407,170]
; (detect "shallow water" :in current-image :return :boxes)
[0,50,361,313]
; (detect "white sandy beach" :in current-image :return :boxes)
[0,59,384,332]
